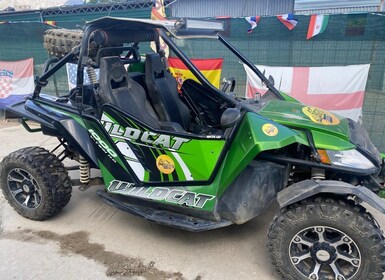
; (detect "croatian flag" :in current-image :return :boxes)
[245,16,260,33]
[243,64,370,122]
[0,58,34,109]
[307,15,329,39]
[277,14,298,30]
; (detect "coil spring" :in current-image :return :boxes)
[311,168,325,181]
[79,155,90,184]
[86,67,98,85]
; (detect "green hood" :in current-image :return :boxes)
[258,99,355,151]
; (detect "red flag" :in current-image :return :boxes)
[168,57,223,90]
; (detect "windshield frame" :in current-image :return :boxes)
[159,28,284,102]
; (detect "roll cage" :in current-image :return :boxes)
[32,17,284,108]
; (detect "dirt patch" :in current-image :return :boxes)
[3,229,185,280]
[0,119,19,128]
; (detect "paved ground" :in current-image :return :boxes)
[0,122,280,280]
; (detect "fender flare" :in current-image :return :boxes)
[277,179,385,214]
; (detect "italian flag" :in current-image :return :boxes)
[307,15,329,40]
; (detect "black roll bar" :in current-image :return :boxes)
[33,52,77,98]
[159,30,237,107]
[218,34,284,101]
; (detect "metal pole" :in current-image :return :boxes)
[218,34,284,100]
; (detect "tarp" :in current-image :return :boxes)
[0,58,33,108]
[244,64,370,122]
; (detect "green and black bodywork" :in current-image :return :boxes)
[3,17,385,280]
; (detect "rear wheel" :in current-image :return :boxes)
[268,196,385,280]
[0,147,72,220]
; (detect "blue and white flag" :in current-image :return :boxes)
[277,14,298,30]
[245,16,260,33]
[66,63,99,90]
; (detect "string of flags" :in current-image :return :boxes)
[277,13,298,30]
[0,20,56,25]
[44,21,56,27]
[245,16,260,33]
[245,13,329,40]
[307,15,329,39]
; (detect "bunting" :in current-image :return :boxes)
[245,16,260,33]
[307,15,329,39]
[277,14,298,30]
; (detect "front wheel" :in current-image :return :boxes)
[268,196,385,280]
[0,147,72,220]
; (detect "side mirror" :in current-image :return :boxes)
[268,75,275,86]
[221,108,241,129]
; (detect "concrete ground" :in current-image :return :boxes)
[1,122,385,280]
[0,122,280,280]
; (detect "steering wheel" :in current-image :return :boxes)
[221,77,236,93]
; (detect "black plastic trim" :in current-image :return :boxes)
[5,99,55,129]
[97,190,232,232]
[277,179,385,214]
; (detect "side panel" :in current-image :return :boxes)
[217,112,306,195]
[100,106,226,184]
[31,100,136,183]
[26,100,99,167]
[24,99,221,215]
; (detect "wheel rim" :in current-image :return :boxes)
[289,226,361,280]
[7,168,42,209]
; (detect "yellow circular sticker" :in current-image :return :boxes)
[302,106,340,125]
[156,155,175,174]
[262,123,279,136]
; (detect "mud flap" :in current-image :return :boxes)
[217,160,287,224]
[277,179,385,214]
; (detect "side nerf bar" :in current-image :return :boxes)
[277,179,385,214]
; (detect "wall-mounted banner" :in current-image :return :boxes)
[244,64,370,122]
[0,58,33,109]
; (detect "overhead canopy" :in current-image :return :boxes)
[87,16,224,39]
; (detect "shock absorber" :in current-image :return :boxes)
[311,168,325,181]
[86,65,102,112]
[86,66,98,85]
[79,155,90,185]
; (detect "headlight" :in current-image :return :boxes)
[326,149,375,170]
[348,119,381,166]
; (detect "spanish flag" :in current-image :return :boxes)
[168,57,223,90]
[44,21,56,27]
